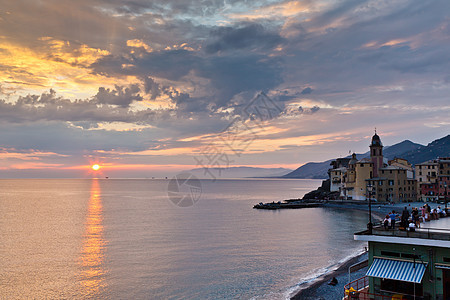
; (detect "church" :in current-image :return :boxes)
[329,132,417,202]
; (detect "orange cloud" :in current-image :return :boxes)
[0,147,68,160]
[0,162,63,170]
[229,1,313,20]
[127,39,152,52]
[0,38,131,99]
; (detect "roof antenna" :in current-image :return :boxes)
[374,127,377,134]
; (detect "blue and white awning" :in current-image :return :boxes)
[366,258,427,283]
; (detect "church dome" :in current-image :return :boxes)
[371,133,383,146]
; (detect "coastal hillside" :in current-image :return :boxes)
[382,140,423,158]
[283,139,425,179]
[399,135,450,164]
[281,160,333,179]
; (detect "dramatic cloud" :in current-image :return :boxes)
[0,0,449,176]
[205,23,284,54]
[94,85,142,107]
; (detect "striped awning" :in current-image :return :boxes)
[366,258,427,283]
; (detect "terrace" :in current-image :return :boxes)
[344,217,450,300]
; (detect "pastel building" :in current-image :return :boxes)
[416,158,450,202]
[329,132,417,202]
[345,157,374,201]
[367,166,417,203]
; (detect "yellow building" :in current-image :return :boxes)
[335,132,417,203]
[367,166,417,202]
[346,158,373,200]
[342,133,380,201]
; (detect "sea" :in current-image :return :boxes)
[0,178,369,299]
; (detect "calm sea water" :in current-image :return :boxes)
[0,179,368,299]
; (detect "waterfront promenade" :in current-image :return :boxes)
[290,201,449,299]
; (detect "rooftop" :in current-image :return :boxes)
[379,165,407,170]
[357,157,372,163]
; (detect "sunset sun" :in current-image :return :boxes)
[92,164,101,171]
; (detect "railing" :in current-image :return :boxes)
[416,227,450,239]
[356,222,450,241]
[349,292,411,300]
[344,275,369,293]
[344,276,424,300]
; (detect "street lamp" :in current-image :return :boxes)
[445,182,448,215]
[367,183,374,234]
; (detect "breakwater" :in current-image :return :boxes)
[253,201,323,210]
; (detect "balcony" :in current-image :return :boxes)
[355,226,450,241]
[344,276,424,300]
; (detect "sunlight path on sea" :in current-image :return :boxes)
[78,179,107,297]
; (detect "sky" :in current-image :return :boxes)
[0,0,449,178]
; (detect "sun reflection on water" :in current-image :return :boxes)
[79,179,106,296]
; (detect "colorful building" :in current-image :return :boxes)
[416,158,450,202]
[348,221,450,299]
[329,132,417,203]
[367,166,417,203]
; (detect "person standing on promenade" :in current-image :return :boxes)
[383,215,390,230]
[420,205,426,222]
[389,211,397,229]
[401,207,409,228]
[412,207,420,228]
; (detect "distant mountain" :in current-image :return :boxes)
[399,135,450,164]
[282,160,333,179]
[186,166,292,179]
[383,140,424,159]
[282,139,425,179]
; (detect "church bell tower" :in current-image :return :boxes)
[370,130,383,178]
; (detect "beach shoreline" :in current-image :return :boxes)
[289,251,368,300]
[288,201,429,299]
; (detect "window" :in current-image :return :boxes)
[381,251,400,257]
[389,180,394,186]
[380,279,423,296]
[401,253,420,259]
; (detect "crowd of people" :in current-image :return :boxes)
[382,204,447,231]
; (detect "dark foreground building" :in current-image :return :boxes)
[346,221,450,299]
